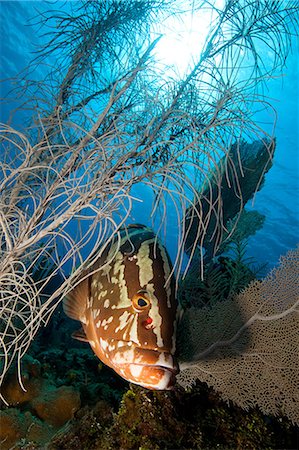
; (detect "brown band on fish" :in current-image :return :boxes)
[148,241,177,351]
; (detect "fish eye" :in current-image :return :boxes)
[132,292,150,312]
[137,298,147,307]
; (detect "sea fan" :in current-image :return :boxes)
[177,247,299,425]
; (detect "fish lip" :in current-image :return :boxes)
[123,362,179,376]
[124,362,179,389]
[151,364,179,375]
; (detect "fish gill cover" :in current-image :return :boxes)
[0,0,298,431]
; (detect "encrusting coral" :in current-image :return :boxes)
[177,247,299,425]
[45,382,298,450]
[31,385,80,428]
[0,356,43,406]
[0,408,53,450]
[0,354,81,448]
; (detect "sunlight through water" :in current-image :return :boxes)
[153,0,224,77]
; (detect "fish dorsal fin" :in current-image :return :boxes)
[72,328,88,343]
[63,278,89,324]
[126,223,147,230]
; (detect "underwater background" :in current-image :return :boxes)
[0,1,298,449]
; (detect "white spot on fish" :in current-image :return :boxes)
[101,316,112,327]
[93,309,101,319]
[115,311,131,333]
[113,251,133,307]
[155,371,173,390]
[102,316,114,328]
[126,314,139,344]
[100,338,108,351]
[104,299,110,308]
[98,290,107,299]
[96,320,102,328]
[113,349,134,364]
[130,365,143,378]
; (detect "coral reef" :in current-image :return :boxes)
[0,380,80,448]
[0,408,28,450]
[44,383,299,450]
[1,356,43,406]
[1,240,297,449]
[0,409,53,450]
[178,250,257,309]
[218,209,266,255]
[0,341,126,449]
[106,386,202,449]
[48,386,202,450]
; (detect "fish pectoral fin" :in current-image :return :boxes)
[72,328,89,343]
[63,278,89,323]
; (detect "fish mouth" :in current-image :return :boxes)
[106,341,179,388]
[129,362,179,376]
[125,362,178,390]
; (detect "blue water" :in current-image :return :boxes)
[1,1,298,273]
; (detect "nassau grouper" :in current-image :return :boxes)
[63,224,179,390]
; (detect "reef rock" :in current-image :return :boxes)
[31,385,81,427]
[1,356,42,406]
